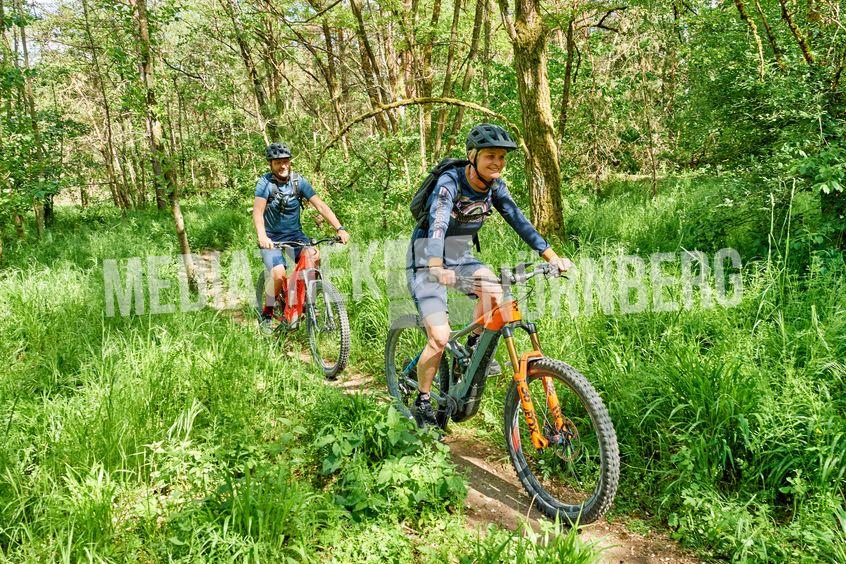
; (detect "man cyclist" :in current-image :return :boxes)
[254,142,350,331]
[406,124,573,429]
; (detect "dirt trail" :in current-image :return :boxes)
[445,430,699,563]
[200,254,699,562]
[320,369,699,562]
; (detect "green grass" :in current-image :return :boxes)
[0,207,596,561]
[2,173,843,561]
[324,172,845,560]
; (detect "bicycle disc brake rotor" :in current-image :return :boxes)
[543,417,581,462]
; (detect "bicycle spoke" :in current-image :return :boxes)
[509,367,606,512]
[307,281,349,379]
[385,317,446,422]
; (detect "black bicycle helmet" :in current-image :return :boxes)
[466,123,518,152]
[266,142,293,160]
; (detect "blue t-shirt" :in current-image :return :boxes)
[254,172,316,241]
[408,166,550,268]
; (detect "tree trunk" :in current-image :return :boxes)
[321,18,349,156]
[419,105,427,172]
[126,121,146,207]
[94,144,120,207]
[779,0,815,65]
[221,0,279,141]
[0,5,13,235]
[558,17,575,140]
[734,0,766,79]
[131,0,168,210]
[14,214,25,238]
[137,141,147,205]
[33,202,44,238]
[173,76,188,184]
[349,0,392,134]
[13,0,47,235]
[382,15,403,116]
[446,0,485,150]
[399,0,417,98]
[497,0,563,236]
[164,88,179,185]
[131,0,196,288]
[637,44,659,196]
[420,0,442,149]
[482,0,491,105]
[78,169,89,208]
[81,0,129,210]
[754,0,784,69]
[432,0,463,157]
[337,29,351,107]
[169,177,198,290]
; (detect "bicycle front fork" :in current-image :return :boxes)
[503,326,567,451]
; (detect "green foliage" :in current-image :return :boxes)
[2,209,556,561]
[458,521,597,563]
[313,401,466,517]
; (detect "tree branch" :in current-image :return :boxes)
[597,6,626,26]
[587,6,627,33]
[316,97,525,170]
[299,0,343,23]
[494,0,517,43]
[161,56,204,81]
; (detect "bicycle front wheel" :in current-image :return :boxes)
[503,357,619,525]
[306,279,350,379]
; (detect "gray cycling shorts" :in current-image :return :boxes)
[408,260,493,323]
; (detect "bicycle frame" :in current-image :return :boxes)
[272,239,338,326]
[274,248,312,324]
[405,273,567,450]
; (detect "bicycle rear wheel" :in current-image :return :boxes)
[306,279,350,379]
[384,315,449,427]
[254,270,271,319]
[503,357,619,525]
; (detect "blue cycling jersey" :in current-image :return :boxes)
[254,172,316,241]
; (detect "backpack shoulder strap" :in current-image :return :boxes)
[268,175,280,202]
[291,172,305,205]
[418,166,459,229]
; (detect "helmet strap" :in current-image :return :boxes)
[470,156,495,189]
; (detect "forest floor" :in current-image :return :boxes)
[332,367,700,563]
[203,254,702,563]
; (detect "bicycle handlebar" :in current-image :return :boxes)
[267,236,342,250]
[427,262,565,289]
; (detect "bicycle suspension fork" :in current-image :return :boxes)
[504,324,567,450]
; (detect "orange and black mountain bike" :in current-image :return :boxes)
[385,262,619,524]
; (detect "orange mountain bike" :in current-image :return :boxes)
[255,237,349,379]
[385,262,619,524]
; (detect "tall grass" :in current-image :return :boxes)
[325,173,845,560]
[3,174,842,560]
[465,177,845,560]
[0,207,595,561]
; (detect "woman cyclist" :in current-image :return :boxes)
[406,123,573,429]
